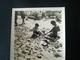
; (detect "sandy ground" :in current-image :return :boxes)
[14,18,64,60]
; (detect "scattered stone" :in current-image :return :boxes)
[22,50,26,54]
[48,50,50,53]
[27,58,30,60]
[54,53,61,58]
[37,55,42,59]
[33,58,35,59]
[57,50,62,52]
[59,43,62,47]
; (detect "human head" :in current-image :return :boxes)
[35,23,39,27]
[51,21,56,26]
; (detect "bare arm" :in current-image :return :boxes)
[45,28,53,35]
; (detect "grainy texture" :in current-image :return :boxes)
[13,10,64,60]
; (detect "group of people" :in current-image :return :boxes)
[30,20,60,42]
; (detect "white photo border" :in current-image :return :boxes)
[10,7,65,60]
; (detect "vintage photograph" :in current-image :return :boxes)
[10,7,65,60]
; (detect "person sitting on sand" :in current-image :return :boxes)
[30,23,41,38]
[45,21,60,42]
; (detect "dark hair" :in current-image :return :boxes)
[35,23,39,26]
[51,21,56,25]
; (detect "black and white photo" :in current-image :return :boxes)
[10,7,65,60]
